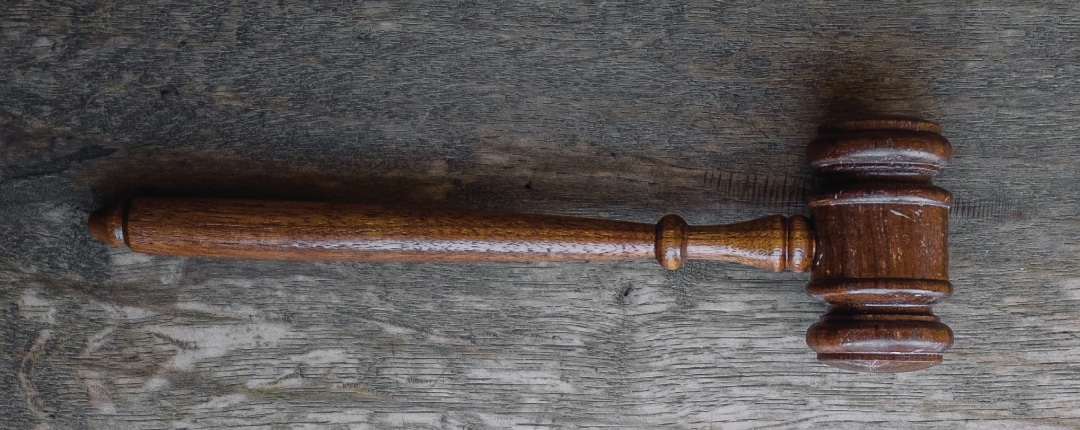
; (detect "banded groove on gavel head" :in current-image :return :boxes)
[803,116,954,373]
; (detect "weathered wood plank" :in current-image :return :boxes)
[2,1,1080,428]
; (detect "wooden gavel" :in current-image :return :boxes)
[88,116,953,373]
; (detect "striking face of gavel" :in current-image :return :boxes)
[88,116,953,373]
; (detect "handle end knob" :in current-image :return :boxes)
[89,202,127,248]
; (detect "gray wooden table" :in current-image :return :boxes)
[2,2,1079,429]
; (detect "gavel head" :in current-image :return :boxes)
[804,116,954,373]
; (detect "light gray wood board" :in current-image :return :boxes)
[2,1,1080,429]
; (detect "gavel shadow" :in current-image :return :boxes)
[80,150,482,209]
[76,147,811,222]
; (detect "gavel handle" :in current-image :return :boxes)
[89,197,814,272]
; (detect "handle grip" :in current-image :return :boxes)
[89,198,813,272]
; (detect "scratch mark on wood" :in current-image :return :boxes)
[18,329,52,430]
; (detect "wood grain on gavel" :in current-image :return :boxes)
[88,200,812,272]
[88,116,953,373]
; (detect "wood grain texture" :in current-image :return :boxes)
[92,118,953,375]
[89,197,811,272]
[2,1,1080,429]
[804,117,953,373]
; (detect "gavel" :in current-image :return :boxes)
[88,116,953,373]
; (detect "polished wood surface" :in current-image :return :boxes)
[805,117,953,373]
[89,199,813,272]
[86,116,950,373]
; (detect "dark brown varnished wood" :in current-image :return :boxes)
[805,116,953,373]
[86,115,952,373]
[89,198,813,272]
